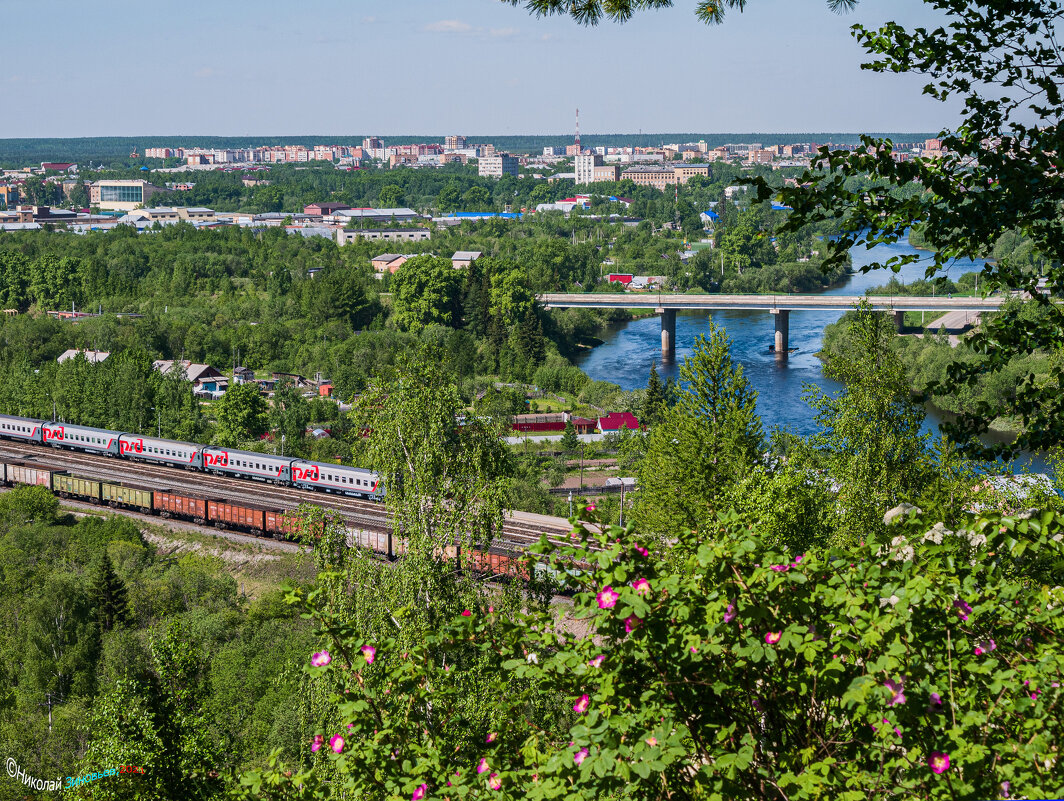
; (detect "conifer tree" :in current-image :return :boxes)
[90,550,131,632]
[561,418,579,452]
[643,362,666,426]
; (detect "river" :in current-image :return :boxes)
[574,240,1049,473]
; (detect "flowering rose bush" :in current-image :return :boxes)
[239,505,1063,800]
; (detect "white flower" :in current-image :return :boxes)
[878,594,901,608]
[526,652,538,664]
[889,535,915,562]
[923,522,950,544]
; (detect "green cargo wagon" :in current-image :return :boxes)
[101,482,154,512]
[52,473,102,502]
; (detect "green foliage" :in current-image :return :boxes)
[241,500,1064,800]
[774,0,1064,455]
[213,382,269,446]
[0,484,59,526]
[89,551,131,633]
[804,303,931,543]
[560,418,579,452]
[635,325,763,536]
[390,255,463,333]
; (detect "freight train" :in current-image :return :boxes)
[0,457,528,577]
[0,414,383,500]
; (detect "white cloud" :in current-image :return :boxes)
[489,27,518,38]
[423,19,473,34]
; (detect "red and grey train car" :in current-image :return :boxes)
[0,413,384,501]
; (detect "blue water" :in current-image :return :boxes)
[575,240,1048,473]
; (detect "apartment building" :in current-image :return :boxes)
[575,155,621,185]
[478,154,519,178]
[444,135,467,151]
[336,228,431,245]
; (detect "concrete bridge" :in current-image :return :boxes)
[537,293,1007,358]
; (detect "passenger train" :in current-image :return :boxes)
[0,413,384,500]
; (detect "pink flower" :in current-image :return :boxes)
[624,615,642,633]
[362,645,376,664]
[311,734,324,752]
[953,599,972,621]
[927,751,950,774]
[974,639,996,655]
[793,554,804,564]
[573,694,590,714]
[586,504,596,511]
[723,602,737,623]
[311,650,331,667]
[765,631,782,645]
[885,678,906,706]
[486,732,497,744]
[635,545,649,557]
[412,783,428,801]
[476,758,489,774]
[928,692,943,711]
[770,564,789,572]
[596,586,619,609]
[329,734,345,754]
[574,747,589,765]
[645,737,658,747]
[461,609,471,617]
[488,773,502,790]
[587,655,605,668]
[631,578,651,596]
[690,645,697,653]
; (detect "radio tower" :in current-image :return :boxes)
[575,108,581,152]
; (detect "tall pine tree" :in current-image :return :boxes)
[643,362,666,426]
[90,550,131,632]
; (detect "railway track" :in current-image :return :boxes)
[0,442,574,552]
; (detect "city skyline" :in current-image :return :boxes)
[2,0,963,138]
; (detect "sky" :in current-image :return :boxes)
[1,0,962,137]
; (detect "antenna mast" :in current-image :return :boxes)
[575,108,581,151]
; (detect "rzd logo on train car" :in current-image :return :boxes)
[205,451,229,467]
[292,465,320,482]
[120,438,144,455]
[43,426,65,442]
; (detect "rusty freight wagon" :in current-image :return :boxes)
[101,482,154,512]
[207,499,269,534]
[3,461,62,488]
[53,473,102,502]
[263,508,326,541]
[153,490,209,523]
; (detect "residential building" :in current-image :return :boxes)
[478,154,519,178]
[153,360,225,384]
[575,154,600,185]
[444,135,467,151]
[451,251,482,269]
[336,228,431,245]
[620,164,709,191]
[40,162,77,173]
[598,412,640,433]
[57,349,110,364]
[89,179,165,211]
[370,254,409,274]
[542,146,566,156]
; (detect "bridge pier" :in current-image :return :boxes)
[771,309,789,357]
[658,308,676,361]
[892,310,906,333]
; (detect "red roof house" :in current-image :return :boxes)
[598,412,640,433]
